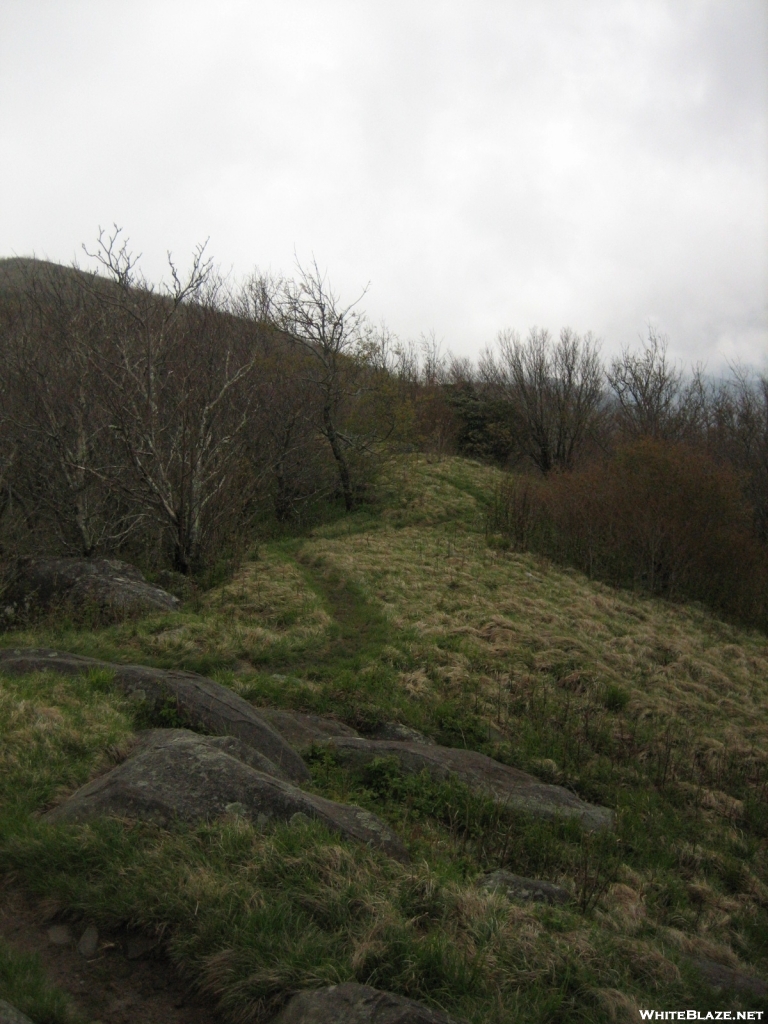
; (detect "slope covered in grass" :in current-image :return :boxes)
[1,454,767,1022]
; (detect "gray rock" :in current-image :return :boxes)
[258,708,360,753]
[0,557,179,623]
[478,869,571,905]
[125,932,157,960]
[46,924,73,945]
[273,983,464,1023]
[45,729,408,861]
[0,1000,34,1024]
[0,649,310,783]
[689,957,768,997]
[369,722,435,745]
[77,924,99,957]
[134,728,292,782]
[317,737,613,831]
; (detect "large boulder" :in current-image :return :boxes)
[0,557,179,624]
[316,737,613,830]
[273,983,464,1023]
[45,729,408,861]
[0,649,310,783]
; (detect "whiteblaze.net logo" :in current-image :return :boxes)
[639,1013,764,1020]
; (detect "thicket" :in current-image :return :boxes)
[0,237,418,574]
[486,440,768,629]
[1,237,766,626]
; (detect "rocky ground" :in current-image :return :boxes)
[0,885,220,1024]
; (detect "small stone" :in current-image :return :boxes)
[125,933,157,960]
[77,924,99,957]
[47,924,73,945]
[479,870,571,905]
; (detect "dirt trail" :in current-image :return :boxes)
[0,884,222,1024]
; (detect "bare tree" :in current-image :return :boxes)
[0,259,137,556]
[274,259,369,511]
[88,229,262,572]
[709,365,768,541]
[480,326,604,473]
[607,328,706,443]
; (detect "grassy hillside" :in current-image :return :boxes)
[2,455,767,1022]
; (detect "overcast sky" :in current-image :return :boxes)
[1,0,766,370]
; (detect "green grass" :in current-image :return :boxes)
[1,454,767,1021]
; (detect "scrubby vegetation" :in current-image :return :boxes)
[2,456,768,1021]
[1,245,766,627]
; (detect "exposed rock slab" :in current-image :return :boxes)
[0,1001,34,1024]
[0,649,309,783]
[1,557,179,623]
[689,957,768,998]
[258,708,361,752]
[134,728,292,782]
[317,737,613,830]
[259,709,436,752]
[273,983,464,1023]
[369,722,435,745]
[478,869,570,905]
[45,729,408,861]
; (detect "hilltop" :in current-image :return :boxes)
[1,454,767,1022]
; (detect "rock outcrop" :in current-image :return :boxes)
[45,729,408,861]
[257,708,361,753]
[478,869,571,905]
[273,983,464,1023]
[1,557,179,623]
[315,737,613,830]
[259,709,435,751]
[0,649,310,783]
[135,727,292,780]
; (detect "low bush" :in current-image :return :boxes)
[487,439,768,629]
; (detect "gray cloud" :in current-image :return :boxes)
[1,0,765,370]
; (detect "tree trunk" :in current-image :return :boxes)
[322,401,353,511]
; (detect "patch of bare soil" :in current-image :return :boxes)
[0,883,222,1024]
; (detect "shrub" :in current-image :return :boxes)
[488,440,768,630]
